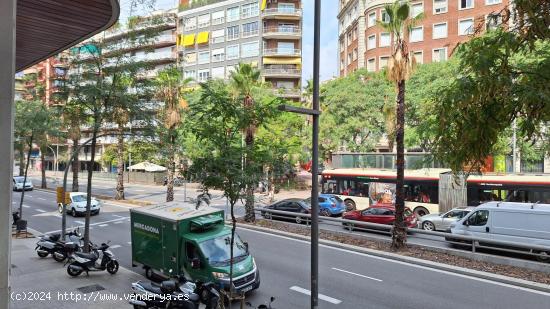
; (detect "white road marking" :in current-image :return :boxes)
[133,189,145,192]
[289,286,342,305]
[42,217,127,234]
[238,227,550,297]
[112,214,126,218]
[98,224,108,227]
[109,245,121,249]
[22,205,30,208]
[127,242,132,245]
[38,197,46,201]
[332,267,383,282]
[27,195,33,198]
[75,221,84,225]
[114,221,123,224]
[35,209,46,213]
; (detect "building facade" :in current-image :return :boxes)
[338,0,366,76]
[338,0,509,75]
[177,0,302,100]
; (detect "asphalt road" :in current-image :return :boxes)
[12,190,550,309]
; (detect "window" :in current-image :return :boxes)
[241,2,259,19]
[226,44,239,60]
[412,51,423,64]
[433,22,447,39]
[242,21,259,37]
[368,12,376,27]
[347,52,352,64]
[278,3,295,12]
[433,0,447,14]
[432,48,447,62]
[410,26,423,42]
[379,56,389,69]
[184,17,196,31]
[227,25,240,40]
[381,10,390,23]
[211,66,225,79]
[198,14,210,28]
[211,29,225,44]
[340,39,345,50]
[380,32,391,47]
[184,52,196,64]
[466,210,489,226]
[459,0,473,9]
[367,58,376,72]
[227,6,240,22]
[212,48,225,62]
[411,3,423,18]
[198,51,210,64]
[367,34,376,50]
[184,70,196,79]
[352,27,357,40]
[198,69,210,82]
[340,59,345,70]
[352,48,357,61]
[486,14,502,30]
[278,41,295,55]
[485,0,501,4]
[459,18,474,35]
[241,41,259,58]
[212,10,225,25]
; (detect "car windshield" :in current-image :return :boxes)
[331,196,343,203]
[199,234,248,266]
[14,177,25,183]
[72,195,87,202]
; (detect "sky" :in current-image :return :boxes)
[120,0,339,83]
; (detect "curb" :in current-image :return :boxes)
[238,223,550,294]
[33,188,153,207]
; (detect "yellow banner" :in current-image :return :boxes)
[197,32,209,44]
[260,0,267,11]
[183,34,195,47]
[263,57,301,65]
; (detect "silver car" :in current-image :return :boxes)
[418,207,474,231]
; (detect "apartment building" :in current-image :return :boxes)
[17,54,68,106]
[338,0,366,76]
[177,0,302,100]
[338,0,509,75]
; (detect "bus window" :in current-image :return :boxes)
[404,184,439,204]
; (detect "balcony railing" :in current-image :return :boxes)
[263,48,301,57]
[263,68,301,76]
[273,88,301,98]
[263,26,301,36]
[263,8,302,17]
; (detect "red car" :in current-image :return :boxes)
[342,204,417,230]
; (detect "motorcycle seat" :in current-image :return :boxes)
[140,282,162,294]
[75,252,98,260]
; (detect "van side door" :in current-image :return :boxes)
[463,210,491,238]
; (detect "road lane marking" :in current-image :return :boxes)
[22,205,30,208]
[38,197,46,201]
[98,224,108,227]
[112,215,126,218]
[114,221,123,224]
[127,242,132,245]
[289,286,342,305]
[75,221,84,225]
[42,217,127,234]
[27,195,33,198]
[238,227,550,297]
[332,268,383,282]
[35,209,46,213]
[109,245,121,249]
[133,189,145,192]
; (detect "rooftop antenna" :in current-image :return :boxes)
[496,202,502,207]
[531,201,540,209]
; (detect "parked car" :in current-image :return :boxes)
[58,192,101,217]
[418,207,474,231]
[304,194,345,216]
[13,176,33,191]
[342,204,417,230]
[447,202,550,262]
[261,198,311,224]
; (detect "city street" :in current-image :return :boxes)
[13,190,550,309]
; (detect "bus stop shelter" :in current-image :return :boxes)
[0,1,119,308]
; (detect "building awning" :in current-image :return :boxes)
[182,34,195,47]
[197,32,209,44]
[16,0,120,71]
[263,57,301,65]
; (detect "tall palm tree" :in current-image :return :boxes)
[378,1,423,249]
[229,63,262,223]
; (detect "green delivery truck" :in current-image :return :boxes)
[130,202,260,294]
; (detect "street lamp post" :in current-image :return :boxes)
[47,145,58,178]
[277,2,321,307]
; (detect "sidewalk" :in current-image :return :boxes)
[10,236,143,309]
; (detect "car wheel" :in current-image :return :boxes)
[320,209,330,217]
[264,212,272,220]
[57,204,64,214]
[295,216,302,224]
[535,251,550,263]
[343,222,354,231]
[422,221,435,231]
[344,200,356,211]
[71,209,77,217]
[414,207,429,217]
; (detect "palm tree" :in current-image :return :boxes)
[378,1,423,249]
[229,63,262,223]
[155,66,191,202]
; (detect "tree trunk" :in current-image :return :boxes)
[166,134,175,202]
[19,134,34,219]
[244,96,256,223]
[115,127,125,200]
[72,138,80,192]
[268,167,275,203]
[83,124,98,252]
[18,143,25,176]
[228,200,237,299]
[392,79,407,250]
[40,147,47,189]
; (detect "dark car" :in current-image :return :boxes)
[261,198,311,224]
[342,204,417,230]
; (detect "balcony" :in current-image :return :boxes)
[263,26,301,39]
[263,48,301,57]
[262,8,302,20]
[273,88,301,99]
[262,68,301,78]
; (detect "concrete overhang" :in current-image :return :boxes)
[16,0,120,72]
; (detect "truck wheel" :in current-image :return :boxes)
[344,200,356,211]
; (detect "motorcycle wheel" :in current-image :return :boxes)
[67,263,83,277]
[107,260,119,274]
[53,251,67,262]
[36,249,48,258]
[133,305,147,309]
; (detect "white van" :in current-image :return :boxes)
[449,201,550,262]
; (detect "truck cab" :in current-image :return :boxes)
[130,202,259,294]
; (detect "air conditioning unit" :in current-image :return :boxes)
[434,7,447,14]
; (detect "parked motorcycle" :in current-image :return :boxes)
[246,297,275,309]
[35,228,82,262]
[66,242,119,277]
[129,273,220,309]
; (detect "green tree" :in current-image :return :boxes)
[378,0,423,249]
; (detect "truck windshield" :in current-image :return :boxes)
[199,234,248,266]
